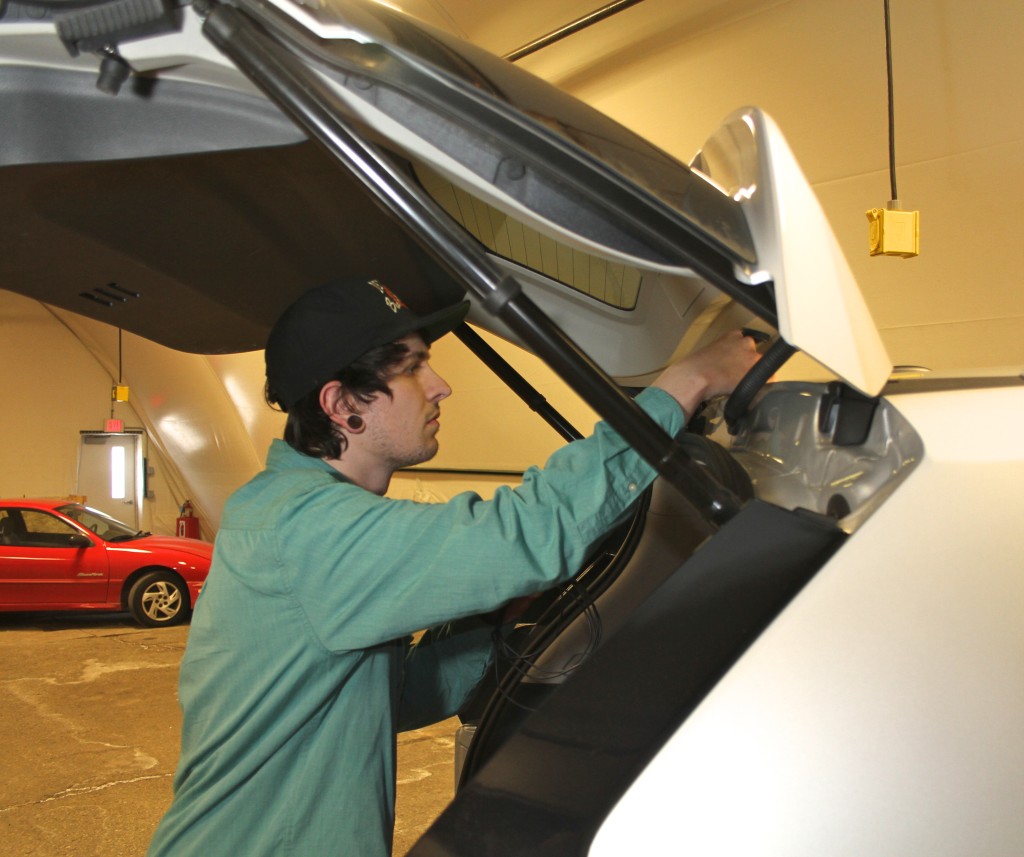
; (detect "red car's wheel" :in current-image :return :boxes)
[128,570,190,627]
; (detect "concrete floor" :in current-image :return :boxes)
[0,612,456,856]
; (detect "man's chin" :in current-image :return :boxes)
[406,443,439,469]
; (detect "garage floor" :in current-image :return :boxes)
[0,613,456,856]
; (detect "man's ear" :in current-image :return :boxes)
[319,381,348,428]
[320,381,366,431]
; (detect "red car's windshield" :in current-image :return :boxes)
[55,504,146,542]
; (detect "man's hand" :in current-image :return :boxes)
[652,330,763,417]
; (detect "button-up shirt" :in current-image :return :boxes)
[148,387,683,857]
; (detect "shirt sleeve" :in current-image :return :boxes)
[277,387,685,651]
[396,618,498,731]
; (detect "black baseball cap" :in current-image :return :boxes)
[265,277,470,410]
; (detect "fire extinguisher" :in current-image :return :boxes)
[176,500,200,540]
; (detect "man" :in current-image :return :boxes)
[148,276,760,857]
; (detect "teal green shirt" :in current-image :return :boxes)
[148,387,683,857]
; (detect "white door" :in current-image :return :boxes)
[77,432,142,528]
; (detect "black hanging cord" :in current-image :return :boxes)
[110,327,124,420]
[504,0,646,62]
[884,0,898,200]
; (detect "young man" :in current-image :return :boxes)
[148,276,761,857]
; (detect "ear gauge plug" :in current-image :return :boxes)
[346,415,364,431]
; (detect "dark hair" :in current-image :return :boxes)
[265,340,410,458]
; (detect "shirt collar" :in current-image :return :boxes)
[265,438,349,483]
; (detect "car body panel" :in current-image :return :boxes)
[592,384,1024,857]
[0,12,283,161]
[694,108,891,394]
[424,381,1023,857]
[0,540,110,605]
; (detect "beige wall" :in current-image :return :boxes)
[0,290,181,533]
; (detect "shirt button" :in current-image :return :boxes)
[628,482,638,492]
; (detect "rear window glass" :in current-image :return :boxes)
[416,164,642,310]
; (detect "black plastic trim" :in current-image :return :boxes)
[410,501,844,856]
[456,487,654,776]
[817,381,880,447]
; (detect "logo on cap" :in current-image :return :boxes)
[368,279,406,314]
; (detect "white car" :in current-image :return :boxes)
[2,1,1021,854]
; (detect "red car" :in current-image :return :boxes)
[0,499,212,627]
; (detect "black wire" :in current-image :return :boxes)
[490,583,604,712]
[493,593,602,682]
[884,0,898,201]
[504,0,647,62]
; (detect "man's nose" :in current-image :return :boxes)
[425,366,452,401]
